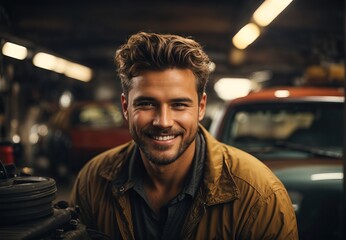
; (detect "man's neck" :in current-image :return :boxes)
[141,141,196,214]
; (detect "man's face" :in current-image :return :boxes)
[121,68,207,166]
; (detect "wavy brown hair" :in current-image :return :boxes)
[115,32,210,101]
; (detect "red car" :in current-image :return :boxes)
[210,86,344,168]
[209,86,344,239]
[32,101,132,179]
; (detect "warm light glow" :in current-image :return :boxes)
[21,167,34,176]
[12,134,21,143]
[229,49,246,65]
[274,90,290,98]
[64,62,93,82]
[208,62,216,72]
[311,173,343,181]
[2,42,28,60]
[33,52,93,82]
[214,78,252,101]
[29,133,39,144]
[59,91,73,108]
[253,0,293,27]
[232,23,261,50]
[53,58,69,74]
[37,124,49,136]
[251,70,273,82]
[33,52,57,70]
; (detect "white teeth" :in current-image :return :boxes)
[153,135,175,141]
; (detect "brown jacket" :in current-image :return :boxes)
[70,126,298,239]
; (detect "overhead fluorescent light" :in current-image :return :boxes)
[32,52,58,71]
[33,52,93,82]
[253,0,293,27]
[53,58,69,74]
[232,23,260,50]
[64,62,93,82]
[214,78,252,101]
[2,42,28,60]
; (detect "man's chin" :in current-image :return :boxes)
[143,150,179,166]
[147,156,178,166]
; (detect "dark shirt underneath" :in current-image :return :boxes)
[129,132,205,240]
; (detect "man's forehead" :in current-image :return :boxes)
[131,69,196,89]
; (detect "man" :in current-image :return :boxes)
[70,32,298,239]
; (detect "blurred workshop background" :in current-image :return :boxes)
[0,0,344,208]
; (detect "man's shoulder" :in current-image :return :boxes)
[227,146,285,196]
[77,141,134,181]
[204,134,285,198]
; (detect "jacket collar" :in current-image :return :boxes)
[199,126,240,205]
[99,125,240,204]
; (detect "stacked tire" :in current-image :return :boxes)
[0,176,89,239]
[0,176,57,225]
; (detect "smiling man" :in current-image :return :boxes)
[70,32,298,239]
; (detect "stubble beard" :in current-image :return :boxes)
[130,126,197,166]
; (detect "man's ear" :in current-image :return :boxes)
[198,92,207,121]
[121,93,128,121]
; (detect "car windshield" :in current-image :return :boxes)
[221,101,343,159]
[72,104,124,128]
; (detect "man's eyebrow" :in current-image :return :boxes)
[133,96,193,103]
[133,96,156,103]
[170,97,193,103]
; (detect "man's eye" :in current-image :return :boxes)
[172,103,188,109]
[135,102,155,108]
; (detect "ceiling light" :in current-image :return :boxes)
[33,52,93,82]
[253,0,293,27]
[232,23,261,50]
[64,62,93,82]
[214,78,252,101]
[32,52,57,71]
[2,42,28,60]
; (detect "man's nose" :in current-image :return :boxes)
[153,106,173,128]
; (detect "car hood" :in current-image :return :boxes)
[270,159,343,191]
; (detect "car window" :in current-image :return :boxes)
[72,104,124,128]
[221,101,343,158]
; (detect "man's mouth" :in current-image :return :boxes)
[152,135,176,141]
